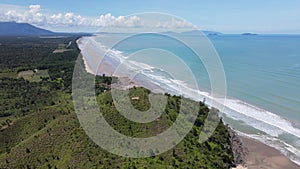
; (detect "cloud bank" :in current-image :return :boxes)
[0,4,143,28]
[0,4,197,32]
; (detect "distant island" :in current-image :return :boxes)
[242,33,258,36]
[182,30,223,36]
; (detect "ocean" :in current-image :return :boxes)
[77,33,300,165]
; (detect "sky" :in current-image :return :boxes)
[0,0,300,33]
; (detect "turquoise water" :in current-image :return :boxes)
[210,35,300,122]
[114,34,300,123]
[79,34,300,164]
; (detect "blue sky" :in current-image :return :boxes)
[0,0,300,33]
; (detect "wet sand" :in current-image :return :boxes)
[240,137,299,169]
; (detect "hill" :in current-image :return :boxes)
[0,22,56,36]
[0,22,92,37]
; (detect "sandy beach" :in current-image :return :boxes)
[240,136,299,169]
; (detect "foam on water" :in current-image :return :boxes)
[77,36,300,165]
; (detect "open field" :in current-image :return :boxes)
[18,69,49,82]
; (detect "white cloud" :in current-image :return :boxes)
[49,12,87,26]
[2,4,46,25]
[0,4,195,31]
[92,14,142,27]
[4,10,19,21]
[156,18,195,29]
[0,4,143,28]
[29,4,41,13]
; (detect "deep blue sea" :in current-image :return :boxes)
[78,33,300,164]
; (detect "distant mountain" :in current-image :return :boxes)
[0,22,56,36]
[182,30,223,36]
[0,22,92,36]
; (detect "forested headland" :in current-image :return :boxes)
[0,36,236,168]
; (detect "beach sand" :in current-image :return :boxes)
[240,136,299,169]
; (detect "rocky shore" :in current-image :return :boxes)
[227,127,248,168]
[227,126,299,169]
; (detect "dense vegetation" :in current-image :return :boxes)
[0,36,235,168]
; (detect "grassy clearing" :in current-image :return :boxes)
[53,43,73,54]
[52,49,73,54]
[18,69,49,82]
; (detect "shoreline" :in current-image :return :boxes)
[77,37,300,168]
[240,136,299,169]
[229,126,299,168]
[76,39,94,74]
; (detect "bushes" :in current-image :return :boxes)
[95,88,234,168]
